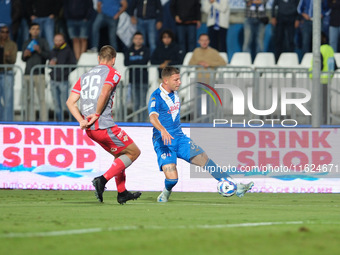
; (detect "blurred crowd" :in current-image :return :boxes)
[1,0,337,60]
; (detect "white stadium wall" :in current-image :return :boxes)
[0,123,339,193]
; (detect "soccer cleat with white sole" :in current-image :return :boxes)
[236,181,254,198]
[157,188,172,202]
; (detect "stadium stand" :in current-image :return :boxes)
[253,52,276,68]
[277,52,300,68]
[300,53,313,68]
[229,52,252,67]
[219,52,228,65]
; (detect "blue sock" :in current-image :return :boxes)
[165,178,178,191]
[204,159,230,181]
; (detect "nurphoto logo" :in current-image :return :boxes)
[197,82,312,128]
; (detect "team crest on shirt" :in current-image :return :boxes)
[161,153,171,159]
[123,135,128,142]
[111,148,117,152]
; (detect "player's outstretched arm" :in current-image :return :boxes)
[149,113,174,145]
[66,92,88,130]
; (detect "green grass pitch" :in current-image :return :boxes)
[0,190,339,255]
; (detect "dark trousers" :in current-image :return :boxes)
[176,24,197,53]
[208,26,227,53]
[300,20,313,56]
[274,16,296,61]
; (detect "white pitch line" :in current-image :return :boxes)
[2,228,102,238]
[0,221,305,238]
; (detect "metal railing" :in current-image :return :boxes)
[0,64,24,121]
[2,63,340,126]
[27,64,93,122]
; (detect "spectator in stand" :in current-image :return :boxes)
[13,0,30,51]
[63,0,93,60]
[242,0,268,57]
[189,33,226,68]
[170,0,201,54]
[124,32,150,121]
[202,0,230,53]
[271,0,300,61]
[48,33,77,121]
[91,0,128,52]
[161,0,176,33]
[0,0,12,28]
[22,23,50,121]
[297,0,330,55]
[328,0,340,52]
[27,0,62,50]
[11,0,28,47]
[0,25,18,121]
[188,34,226,116]
[189,33,226,81]
[151,29,183,78]
[0,0,22,42]
[127,0,163,54]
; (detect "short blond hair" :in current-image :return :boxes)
[161,66,180,79]
[99,45,117,61]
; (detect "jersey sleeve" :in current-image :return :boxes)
[148,94,159,116]
[106,69,121,88]
[71,78,81,94]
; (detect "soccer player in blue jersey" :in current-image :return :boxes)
[148,66,254,202]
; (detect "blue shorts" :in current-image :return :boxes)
[67,19,89,39]
[153,134,204,171]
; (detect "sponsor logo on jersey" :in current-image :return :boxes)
[83,103,94,111]
[117,131,123,138]
[167,102,180,114]
[111,148,117,152]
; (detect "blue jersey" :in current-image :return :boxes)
[148,85,184,140]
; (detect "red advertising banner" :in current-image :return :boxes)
[1,124,339,193]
